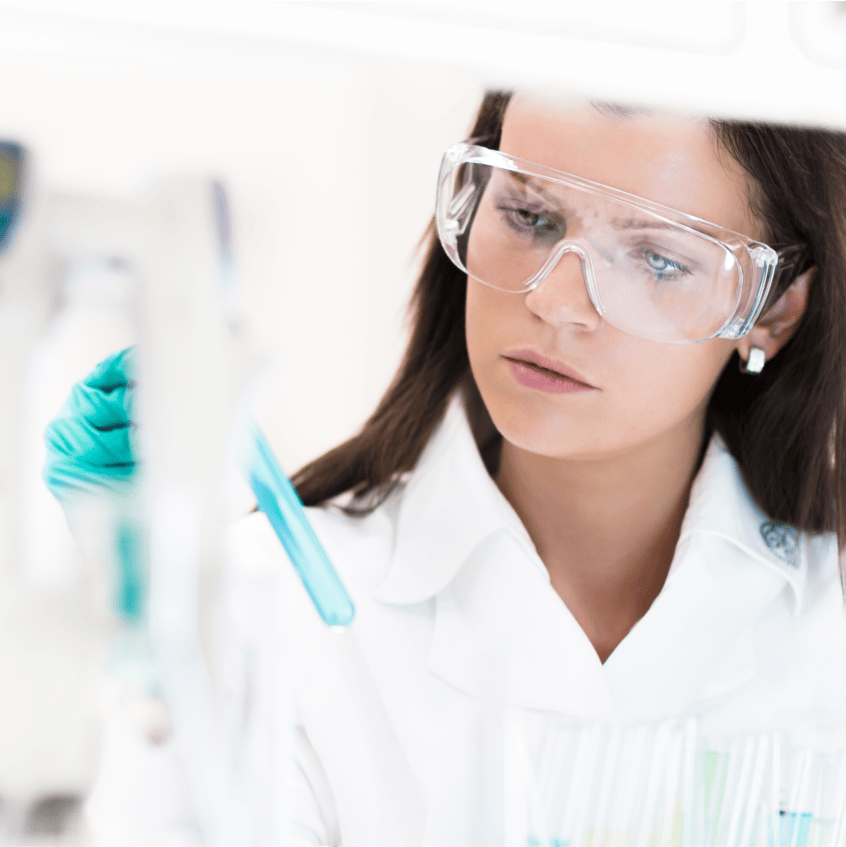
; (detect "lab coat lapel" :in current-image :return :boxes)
[374,395,806,725]
[372,394,618,718]
[427,530,621,721]
[602,532,783,721]
[603,438,804,722]
[371,394,508,605]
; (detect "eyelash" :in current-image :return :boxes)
[491,203,694,282]
[495,203,560,236]
[638,248,692,282]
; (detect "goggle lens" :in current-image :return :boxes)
[440,153,755,344]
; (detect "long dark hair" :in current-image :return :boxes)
[291,91,846,566]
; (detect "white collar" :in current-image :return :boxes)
[371,392,540,605]
[370,393,823,720]
[672,435,807,615]
[371,393,808,615]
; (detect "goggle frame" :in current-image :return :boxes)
[436,142,807,343]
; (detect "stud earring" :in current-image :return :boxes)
[740,347,766,374]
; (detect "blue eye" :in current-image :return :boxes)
[496,204,565,245]
[513,209,551,229]
[490,186,567,245]
[644,250,689,281]
[503,206,558,232]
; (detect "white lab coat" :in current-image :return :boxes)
[85,393,846,846]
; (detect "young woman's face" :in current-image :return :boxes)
[465,96,763,462]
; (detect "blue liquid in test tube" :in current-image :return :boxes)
[245,420,355,628]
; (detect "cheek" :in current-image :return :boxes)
[465,279,737,458]
[609,342,733,425]
[582,337,737,450]
[465,277,523,367]
[464,279,484,367]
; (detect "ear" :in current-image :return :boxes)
[736,266,815,365]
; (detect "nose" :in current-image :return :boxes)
[523,247,603,333]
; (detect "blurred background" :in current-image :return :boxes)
[0,2,844,843]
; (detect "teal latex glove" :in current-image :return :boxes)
[44,346,147,623]
[43,346,140,501]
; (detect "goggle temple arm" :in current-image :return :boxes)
[760,244,810,316]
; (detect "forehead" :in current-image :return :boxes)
[500,95,762,240]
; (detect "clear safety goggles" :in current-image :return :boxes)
[436,142,808,344]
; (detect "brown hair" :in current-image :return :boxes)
[290,91,510,511]
[291,91,846,568]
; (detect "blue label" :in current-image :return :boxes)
[760,520,800,568]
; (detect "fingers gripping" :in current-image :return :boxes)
[43,346,140,499]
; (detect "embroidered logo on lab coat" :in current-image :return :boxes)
[759,520,799,568]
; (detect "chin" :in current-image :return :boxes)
[481,389,584,458]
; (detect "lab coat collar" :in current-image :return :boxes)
[674,435,807,617]
[371,392,536,605]
[426,530,622,720]
[369,394,624,716]
[370,392,809,719]
[593,437,810,721]
[372,395,806,614]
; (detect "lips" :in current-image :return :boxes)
[504,349,596,388]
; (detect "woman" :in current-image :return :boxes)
[47,91,846,844]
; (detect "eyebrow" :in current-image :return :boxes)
[503,172,694,234]
[505,171,559,202]
[505,173,682,227]
[611,216,682,232]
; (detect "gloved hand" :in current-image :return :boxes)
[43,346,140,501]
